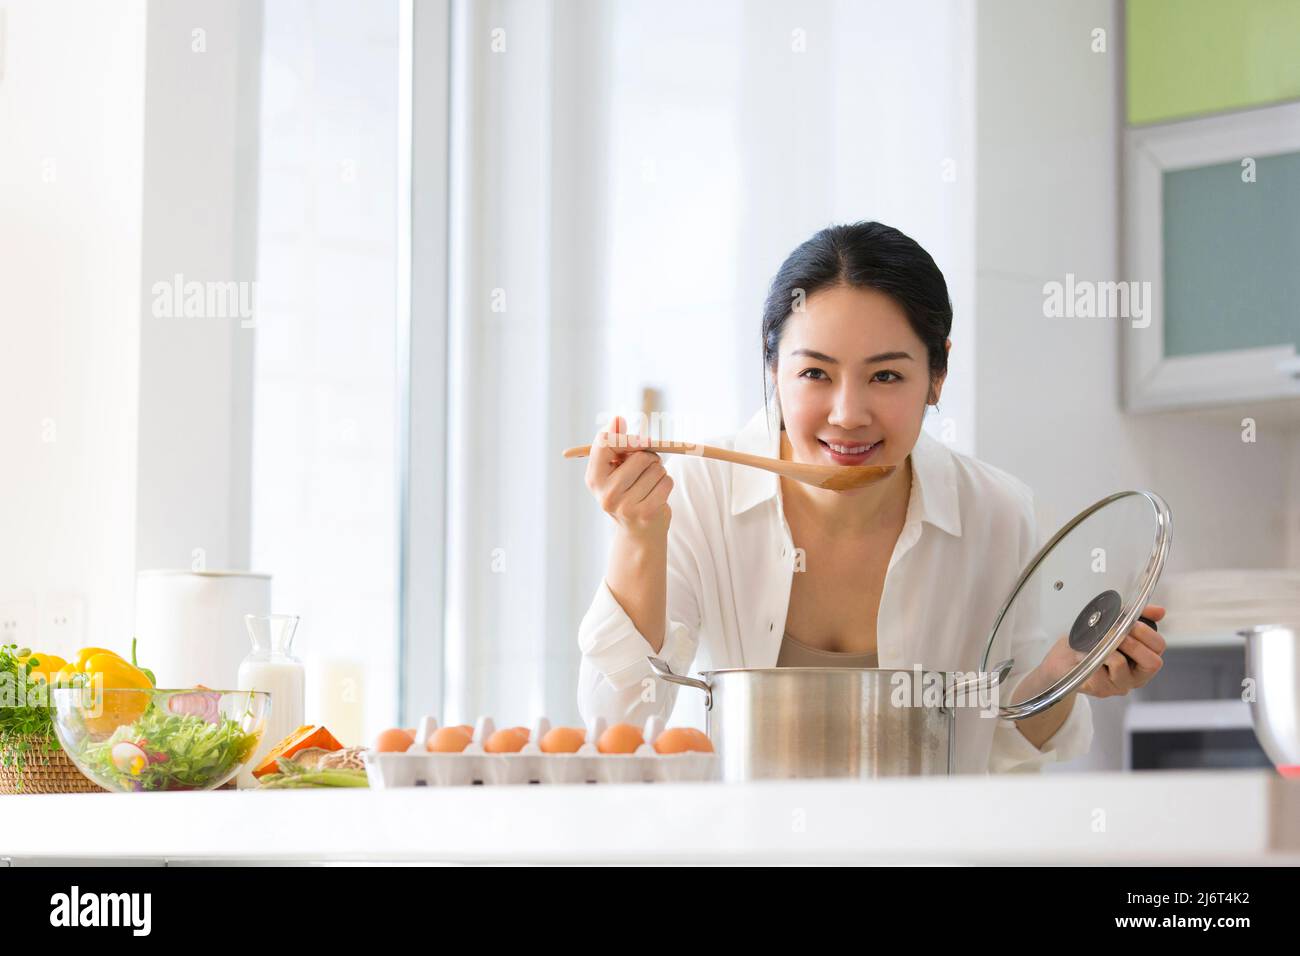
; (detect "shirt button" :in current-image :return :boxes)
[768,622,774,632]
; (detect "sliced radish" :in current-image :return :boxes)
[111,741,148,776]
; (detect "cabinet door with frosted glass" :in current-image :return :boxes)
[1123,103,1300,413]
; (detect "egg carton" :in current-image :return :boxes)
[362,714,719,787]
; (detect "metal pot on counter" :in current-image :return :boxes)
[648,490,1173,782]
[649,658,1013,778]
[1239,624,1300,778]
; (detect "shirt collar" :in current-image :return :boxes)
[729,404,963,538]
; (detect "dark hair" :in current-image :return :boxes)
[761,221,953,414]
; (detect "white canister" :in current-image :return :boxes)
[134,571,272,690]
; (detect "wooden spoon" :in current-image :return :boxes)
[562,439,895,491]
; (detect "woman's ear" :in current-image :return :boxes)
[927,372,948,406]
[928,340,952,405]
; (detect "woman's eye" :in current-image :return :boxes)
[799,368,828,381]
[873,370,902,383]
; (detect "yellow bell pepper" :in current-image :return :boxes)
[73,646,121,672]
[84,653,153,690]
[24,653,67,683]
[53,663,84,686]
[82,653,153,735]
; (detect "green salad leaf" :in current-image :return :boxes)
[79,700,260,792]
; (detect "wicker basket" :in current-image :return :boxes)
[0,734,106,794]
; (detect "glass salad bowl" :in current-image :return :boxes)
[51,686,270,792]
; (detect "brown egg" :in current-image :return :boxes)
[654,727,713,754]
[451,724,474,737]
[427,726,473,753]
[539,727,586,754]
[597,723,645,754]
[484,727,529,753]
[374,727,415,753]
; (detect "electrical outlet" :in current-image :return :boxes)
[42,595,86,654]
[0,600,37,650]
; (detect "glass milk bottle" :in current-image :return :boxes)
[237,614,305,789]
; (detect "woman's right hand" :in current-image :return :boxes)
[585,415,673,536]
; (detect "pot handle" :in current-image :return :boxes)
[946,658,1014,706]
[647,656,712,709]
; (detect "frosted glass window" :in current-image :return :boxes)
[1162,151,1300,358]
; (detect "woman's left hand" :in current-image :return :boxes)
[1034,604,1167,699]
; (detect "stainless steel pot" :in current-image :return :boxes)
[1239,624,1300,776]
[647,657,1011,780]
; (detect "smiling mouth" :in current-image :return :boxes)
[818,437,882,459]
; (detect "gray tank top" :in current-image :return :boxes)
[776,630,879,668]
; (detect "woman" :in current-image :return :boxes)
[577,221,1166,773]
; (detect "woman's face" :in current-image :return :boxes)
[774,283,947,472]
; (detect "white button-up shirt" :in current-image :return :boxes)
[577,403,1093,773]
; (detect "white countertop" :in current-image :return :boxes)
[4,770,1298,865]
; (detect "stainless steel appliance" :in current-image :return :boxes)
[1123,641,1274,772]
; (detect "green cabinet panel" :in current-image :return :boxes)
[1128,0,1300,125]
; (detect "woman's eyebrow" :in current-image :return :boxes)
[789,348,914,364]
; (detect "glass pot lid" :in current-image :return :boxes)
[979,490,1172,720]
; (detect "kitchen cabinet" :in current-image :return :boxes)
[1123,102,1300,415]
